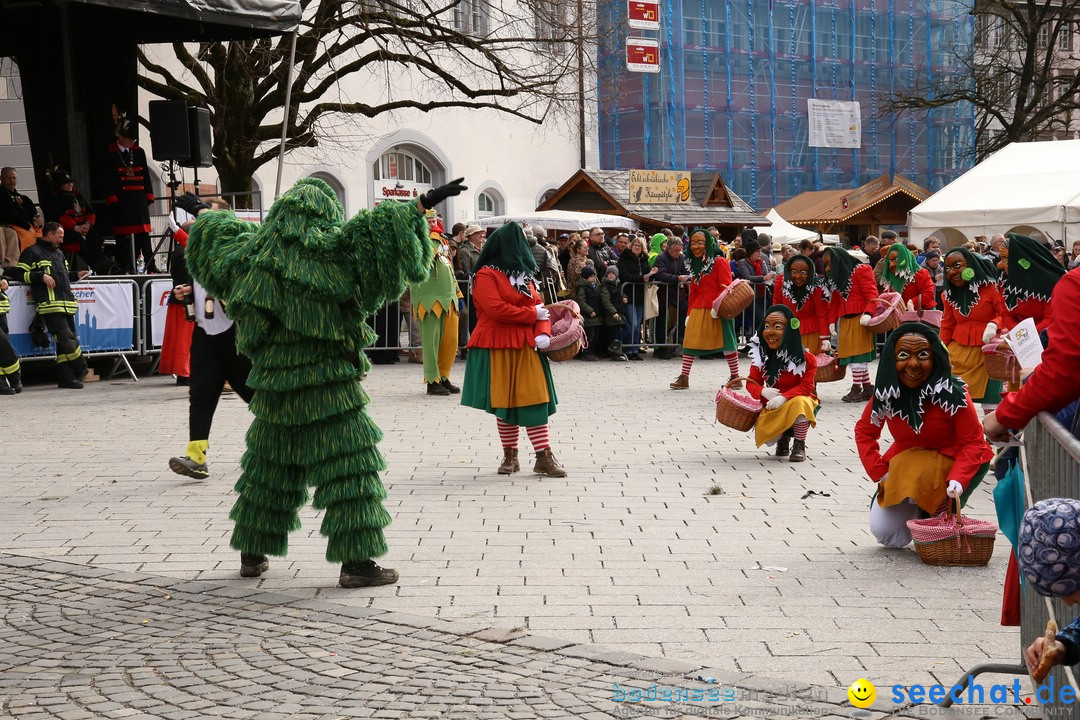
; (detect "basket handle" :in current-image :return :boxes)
[726,376,761,390]
[545,301,582,321]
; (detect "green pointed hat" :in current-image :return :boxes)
[881,243,919,294]
[474,222,538,276]
[1001,233,1066,310]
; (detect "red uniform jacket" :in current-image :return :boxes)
[688,259,733,309]
[747,350,818,403]
[466,268,552,350]
[105,142,154,235]
[855,392,994,485]
[772,277,829,337]
[900,268,936,309]
[1001,297,1052,335]
[996,269,1080,429]
[828,264,878,324]
[939,283,1007,347]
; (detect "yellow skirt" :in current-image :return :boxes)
[683,307,733,352]
[489,347,550,408]
[801,332,821,354]
[947,341,990,401]
[838,315,876,363]
[755,395,819,446]
[878,447,952,515]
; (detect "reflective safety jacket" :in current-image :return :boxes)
[14,239,78,315]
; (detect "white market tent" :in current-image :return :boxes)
[475,210,638,233]
[908,140,1080,248]
[761,208,820,245]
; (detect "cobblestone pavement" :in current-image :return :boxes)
[2,354,1024,710]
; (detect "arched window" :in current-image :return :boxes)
[372,150,432,184]
[477,191,498,218]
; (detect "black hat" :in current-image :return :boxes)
[115,115,137,140]
[580,266,596,279]
[51,169,73,186]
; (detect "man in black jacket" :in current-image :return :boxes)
[651,238,690,359]
[0,166,38,268]
[11,222,90,388]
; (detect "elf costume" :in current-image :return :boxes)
[881,243,936,310]
[823,246,878,402]
[746,305,819,462]
[184,176,466,587]
[855,322,992,547]
[460,222,564,477]
[671,229,740,390]
[998,233,1065,334]
[940,248,1007,405]
[409,232,463,395]
[771,254,829,354]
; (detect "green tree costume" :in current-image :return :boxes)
[184,178,433,564]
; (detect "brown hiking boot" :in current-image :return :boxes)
[841,383,864,402]
[775,430,792,457]
[861,384,875,402]
[670,374,690,390]
[789,439,806,462]
[533,448,567,477]
[498,447,518,475]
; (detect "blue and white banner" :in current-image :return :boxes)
[147,279,174,348]
[7,281,136,356]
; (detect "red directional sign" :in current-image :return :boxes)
[628,0,660,30]
[626,38,661,73]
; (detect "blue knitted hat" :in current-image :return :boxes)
[1018,499,1080,597]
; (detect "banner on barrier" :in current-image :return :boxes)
[7,282,136,356]
[147,279,173,348]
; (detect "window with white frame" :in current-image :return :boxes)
[477,191,499,218]
[1058,21,1073,51]
[535,0,567,54]
[454,0,489,36]
[372,150,432,184]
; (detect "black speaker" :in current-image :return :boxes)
[148,100,190,162]
[185,106,213,168]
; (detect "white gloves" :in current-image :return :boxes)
[946,480,964,499]
[760,387,781,400]
[859,314,871,327]
[710,308,719,319]
[981,322,998,344]
[535,305,550,321]
[828,323,836,336]
[820,338,832,352]
[534,334,551,350]
[765,395,787,410]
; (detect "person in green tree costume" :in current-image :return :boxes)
[184,176,466,587]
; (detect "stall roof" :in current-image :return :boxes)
[773,174,931,225]
[476,210,638,233]
[537,169,768,228]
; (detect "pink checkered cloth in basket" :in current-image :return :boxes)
[866,291,902,328]
[907,511,998,544]
[715,387,762,412]
[546,300,585,352]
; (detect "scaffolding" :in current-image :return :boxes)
[598,0,976,210]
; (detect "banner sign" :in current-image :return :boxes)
[628,0,660,30]
[628,169,692,204]
[807,99,862,149]
[626,38,661,73]
[147,279,174,348]
[6,281,136,357]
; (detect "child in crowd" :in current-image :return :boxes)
[575,265,603,361]
[600,265,629,361]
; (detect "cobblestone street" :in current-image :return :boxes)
[1,356,1026,718]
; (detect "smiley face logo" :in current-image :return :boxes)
[847,678,876,708]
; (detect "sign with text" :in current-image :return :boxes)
[628,0,660,30]
[628,170,692,204]
[807,99,862,148]
[626,38,661,73]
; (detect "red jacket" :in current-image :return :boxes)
[855,392,994,485]
[772,277,829,336]
[466,268,552,350]
[747,350,818,403]
[940,283,1007,347]
[996,269,1080,429]
[1001,296,1052,335]
[828,264,878,324]
[900,268,936,309]
[688,259,733,310]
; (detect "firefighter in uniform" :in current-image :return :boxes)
[106,115,157,274]
[0,275,20,394]
[14,221,90,388]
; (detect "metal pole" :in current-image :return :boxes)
[275,30,299,199]
[577,0,586,169]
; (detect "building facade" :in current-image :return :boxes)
[597,0,977,210]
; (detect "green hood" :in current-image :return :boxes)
[648,233,665,267]
[750,304,809,386]
[870,322,968,432]
[687,229,723,282]
[474,222,539,279]
[881,243,919,294]
[780,254,818,310]
[942,247,997,316]
[822,247,861,298]
[1001,233,1066,310]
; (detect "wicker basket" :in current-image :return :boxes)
[542,301,586,363]
[712,279,755,319]
[907,499,998,567]
[866,292,903,334]
[715,377,762,431]
[814,354,847,383]
[982,340,1020,384]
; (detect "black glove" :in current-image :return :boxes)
[419,178,467,209]
[175,193,210,216]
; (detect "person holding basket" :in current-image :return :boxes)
[940,247,1007,407]
[461,222,565,478]
[744,305,819,462]
[880,243,936,312]
[854,322,993,548]
[771,254,830,354]
[822,247,879,402]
